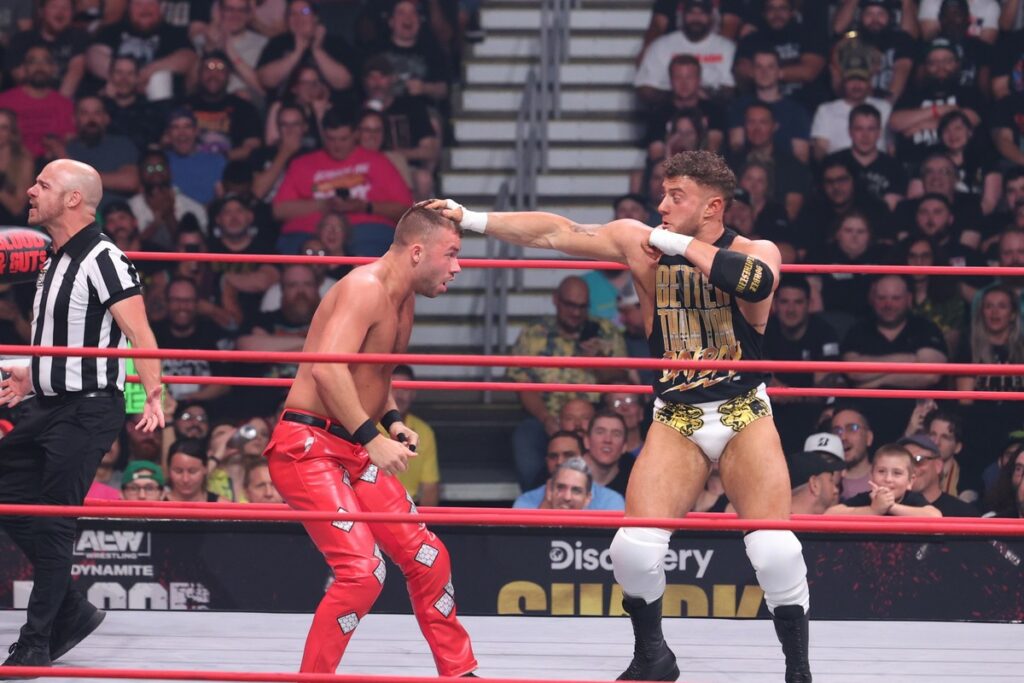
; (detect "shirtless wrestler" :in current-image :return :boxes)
[427,151,811,682]
[263,205,477,676]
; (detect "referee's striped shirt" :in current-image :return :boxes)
[31,223,142,396]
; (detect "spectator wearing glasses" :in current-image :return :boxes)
[513,431,624,511]
[186,51,263,161]
[172,402,211,442]
[901,434,980,516]
[194,0,268,101]
[120,460,165,502]
[826,443,941,516]
[604,392,647,458]
[252,103,313,202]
[831,405,875,500]
[508,276,627,490]
[128,149,208,249]
[261,238,338,313]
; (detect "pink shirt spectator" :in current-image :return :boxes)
[0,86,74,158]
[273,147,413,235]
[86,481,121,501]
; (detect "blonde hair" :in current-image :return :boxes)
[971,285,1024,364]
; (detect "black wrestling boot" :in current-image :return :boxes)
[772,605,812,683]
[617,596,680,681]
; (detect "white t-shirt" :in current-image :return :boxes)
[810,96,892,155]
[918,0,1000,37]
[635,31,736,91]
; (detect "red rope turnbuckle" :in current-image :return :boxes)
[123,250,1024,278]
[5,502,1023,536]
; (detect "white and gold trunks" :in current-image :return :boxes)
[652,384,772,462]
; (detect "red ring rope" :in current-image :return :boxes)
[122,375,1024,401]
[0,668,616,683]
[122,250,1024,277]
[2,344,1021,376]
[83,500,1024,527]
[3,502,1020,535]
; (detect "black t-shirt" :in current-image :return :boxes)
[893,193,983,243]
[728,147,811,206]
[256,33,358,92]
[753,200,794,245]
[160,0,214,28]
[814,244,891,320]
[955,336,1024,392]
[829,148,908,202]
[992,29,1024,97]
[367,38,452,89]
[605,455,634,497]
[94,20,192,66]
[736,19,828,102]
[5,27,90,76]
[859,28,917,99]
[153,318,232,398]
[763,315,841,387]
[381,95,436,151]
[892,81,985,168]
[991,91,1024,150]
[208,233,277,323]
[927,492,981,517]
[794,192,892,255]
[842,315,946,370]
[642,99,727,148]
[844,489,931,512]
[186,93,263,155]
[929,35,991,91]
[104,96,169,153]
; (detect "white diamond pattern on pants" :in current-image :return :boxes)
[359,465,379,483]
[434,592,455,617]
[444,578,454,596]
[337,612,359,634]
[331,507,353,532]
[374,560,387,585]
[415,543,439,567]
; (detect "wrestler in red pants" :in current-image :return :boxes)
[266,414,477,676]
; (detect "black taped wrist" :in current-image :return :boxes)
[709,249,774,302]
[352,419,380,446]
[381,409,403,431]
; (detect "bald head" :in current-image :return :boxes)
[47,159,103,212]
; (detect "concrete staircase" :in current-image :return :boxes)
[413,0,651,501]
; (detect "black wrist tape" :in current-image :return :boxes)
[352,419,380,446]
[709,250,774,302]
[381,409,403,431]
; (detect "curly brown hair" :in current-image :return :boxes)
[663,151,736,200]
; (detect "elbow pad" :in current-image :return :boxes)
[708,249,774,302]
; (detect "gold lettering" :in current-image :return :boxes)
[578,584,604,616]
[737,257,753,293]
[656,266,671,308]
[550,583,575,615]
[497,581,547,614]
[663,585,709,617]
[749,263,763,293]
[736,585,765,617]
[671,265,683,308]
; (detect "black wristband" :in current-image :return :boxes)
[352,419,380,446]
[381,409,403,431]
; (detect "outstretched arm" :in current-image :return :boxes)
[424,199,646,264]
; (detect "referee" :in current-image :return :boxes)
[0,160,164,670]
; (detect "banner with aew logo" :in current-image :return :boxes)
[0,522,1021,621]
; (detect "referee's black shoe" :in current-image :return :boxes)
[772,604,812,682]
[1,640,51,678]
[50,603,105,661]
[617,596,680,681]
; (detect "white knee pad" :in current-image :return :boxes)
[610,527,671,604]
[743,530,809,614]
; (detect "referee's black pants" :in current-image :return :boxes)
[0,391,125,649]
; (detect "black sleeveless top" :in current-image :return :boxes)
[648,227,769,404]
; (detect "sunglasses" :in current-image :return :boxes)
[303,248,326,257]
[911,453,941,464]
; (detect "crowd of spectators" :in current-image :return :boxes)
[0,0,476,505]
[513,0,1024,518]
[0,0,1021,519]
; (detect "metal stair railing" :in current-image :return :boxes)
[479,0,575,403]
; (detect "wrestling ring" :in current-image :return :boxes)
[0,252,1021,683]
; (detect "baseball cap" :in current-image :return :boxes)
[925,37,961,60]
[842,52,871,81]
[803,432,845,462]
[897,433,939,455]
[789,450,845,489]
[732,187,752,207]
[122,460,165,488]
[166,106,196,126]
